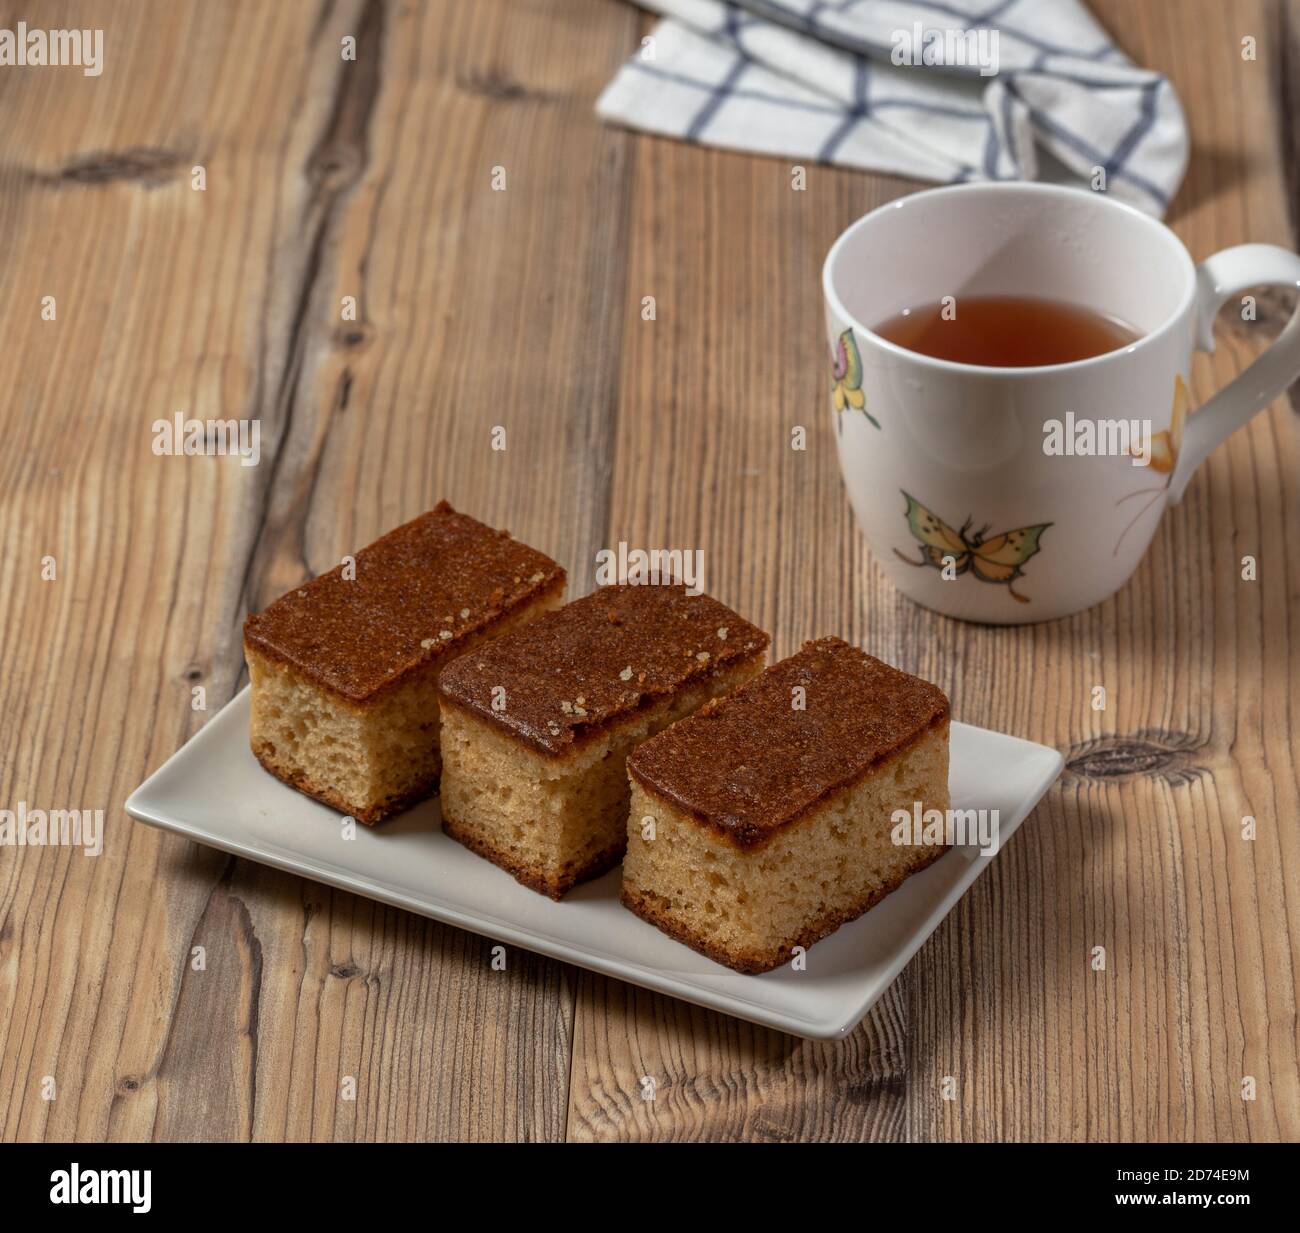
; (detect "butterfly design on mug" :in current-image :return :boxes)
[830,328,879,429]
[1113,374,1192,556]
[894,492,1052,604]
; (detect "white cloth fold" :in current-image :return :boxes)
[596,0,1187,215]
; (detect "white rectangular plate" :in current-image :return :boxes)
[126,688,1062,1039]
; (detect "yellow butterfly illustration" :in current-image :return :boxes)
[1141,372,1190,474]
[894,492,1052,604]
[1114,373,1193,556]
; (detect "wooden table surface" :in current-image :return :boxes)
[1,0,1297,1143]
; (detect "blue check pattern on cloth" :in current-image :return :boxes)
[596,0,1187,215]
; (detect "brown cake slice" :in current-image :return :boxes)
[623,638,950,973]
[243,502,565,824]
[437,584,769,899]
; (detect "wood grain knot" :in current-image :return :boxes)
[843,1074,907,1103]
[456,70,545,103]
[308,142,363,191]
[329,962,360,979]
[53,146,188,188]
[116,1076,142,1095]
[1221,284,1298,338]
[182,664,204,683]
[749,1119,798,1142]
[334,369,354,413]
[333,321,374,352]
[1065,730,1206,785]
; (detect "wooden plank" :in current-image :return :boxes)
[911,0,1300,1144]
[564,117,938,1136]
[0,0,637,1142]
[568,0,1299,1141]
[0,0,337,1146]
[1,0,1295,1144]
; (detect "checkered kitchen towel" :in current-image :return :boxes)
[596,0,1187,215]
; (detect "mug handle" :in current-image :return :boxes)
[1170,243,1300,502]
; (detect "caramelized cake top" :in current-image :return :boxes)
[627,637,950,846]
[437,584,769,756]
[243,502,565,703]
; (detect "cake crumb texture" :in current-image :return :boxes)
[439,653,765,898]
[243,504,565,824]
[244,501,566,704]
[627,636,949,845]
[437,583,769,756]
[621,640,951,972]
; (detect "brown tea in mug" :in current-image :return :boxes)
[874,295,1141,367]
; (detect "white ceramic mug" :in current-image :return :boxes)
[823,183,1300,623]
